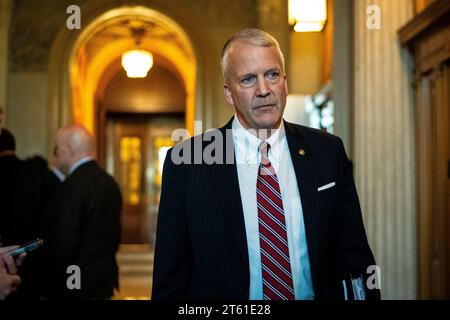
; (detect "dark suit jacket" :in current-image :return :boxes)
[152,118,380,300]
[0,154,60,299]
[48,160,122,299]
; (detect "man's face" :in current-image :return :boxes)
[223,42,287,130]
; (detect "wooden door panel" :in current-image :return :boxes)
[105,113,184,245]
[399,3,450,298]
[114,118,147,244]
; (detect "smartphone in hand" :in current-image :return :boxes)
[8,238,44,257]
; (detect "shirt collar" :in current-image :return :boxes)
[232,115,285,165]
[69,156,94,175]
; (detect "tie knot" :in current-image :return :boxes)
[259,142,270,165]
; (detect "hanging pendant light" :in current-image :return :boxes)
[121,26,153,78]
[121,50,153,78]
[289,0,327,32]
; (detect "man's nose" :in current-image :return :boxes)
[256,77,270,97]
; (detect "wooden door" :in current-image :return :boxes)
[105,113,184,245]
[414,58,450,299]
[445,64,450,297]
[399,0,450,298]
[111,115,147,244]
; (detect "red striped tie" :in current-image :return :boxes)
[257,141,295,300]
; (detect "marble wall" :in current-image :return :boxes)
[8,72,48,157]
[353,0,416,299]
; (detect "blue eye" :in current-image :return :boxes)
[241,76,256,86]
[266,71,279,80]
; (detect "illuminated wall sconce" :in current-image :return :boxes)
[288,0,327,32]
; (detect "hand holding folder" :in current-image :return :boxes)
[342,274,366,300]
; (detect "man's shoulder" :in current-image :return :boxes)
[173,127,227,148]
[70,160,112,180]
[170,118,232,153]
[284,121,343,146]
[64,161,120,194]
[10,155,50,181]
[0,154,19,167]
[24,155,49,171]
[64,160,99,185]
[166,126,231,164]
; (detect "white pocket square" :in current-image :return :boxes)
[317,182,336,192]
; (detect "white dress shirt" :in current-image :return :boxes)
[51,166,66,182]
[232,115,315,300]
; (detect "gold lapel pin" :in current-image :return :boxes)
[299,149,305,156]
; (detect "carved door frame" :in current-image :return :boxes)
[399,0,450,299]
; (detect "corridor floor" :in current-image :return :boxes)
[113,245,153,300]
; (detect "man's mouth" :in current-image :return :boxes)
[254,104,276,110]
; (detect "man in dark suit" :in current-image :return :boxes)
[0,128,60,299]
[152,28,380,300]
[48,125,122,299]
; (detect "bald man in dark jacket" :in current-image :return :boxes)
[47,125,122,300]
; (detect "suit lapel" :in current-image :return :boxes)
[209,119,249,272]
[284,121,319,284]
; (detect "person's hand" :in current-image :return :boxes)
[0,254,21,300]
[0,246,27,268]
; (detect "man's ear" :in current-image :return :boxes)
[284,75,288,95]
[223,84,234,106]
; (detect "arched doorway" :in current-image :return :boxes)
[47,2,214,298]
[47,0,218,155]
[68,7,196,246]
[68,6,196,135]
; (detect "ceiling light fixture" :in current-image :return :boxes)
[288,0,327,32]
[121,26,153,78]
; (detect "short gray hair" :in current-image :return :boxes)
[220,28,285,82]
